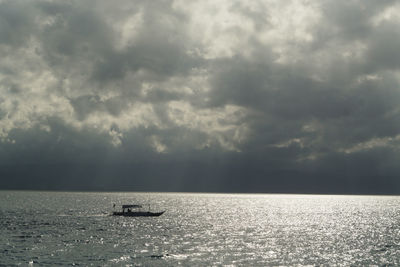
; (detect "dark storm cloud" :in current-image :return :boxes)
[0,1,36,46]
[1,0,400,193]
[367,22,400,71]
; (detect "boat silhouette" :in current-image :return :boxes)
[112,204,165,217]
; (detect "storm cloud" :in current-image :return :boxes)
[1,0,400,194]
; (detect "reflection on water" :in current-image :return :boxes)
[1,191,400,265]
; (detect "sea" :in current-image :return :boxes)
[1,191,399,266]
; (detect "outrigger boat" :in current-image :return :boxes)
[112,204,165,217]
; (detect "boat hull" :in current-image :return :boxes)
[112,211,165,217]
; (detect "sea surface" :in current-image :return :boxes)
[1,191,399,266]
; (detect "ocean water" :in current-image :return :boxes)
[1,191,399,266]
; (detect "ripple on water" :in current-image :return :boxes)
[1,192,400,266]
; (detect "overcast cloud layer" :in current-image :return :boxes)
[1,0,400,193]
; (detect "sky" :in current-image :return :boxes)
[1,0,400,194]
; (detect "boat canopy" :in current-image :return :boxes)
[122,204,142,209]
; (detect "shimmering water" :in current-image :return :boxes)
[1,191,399,266]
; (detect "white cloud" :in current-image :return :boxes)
[339,135,400,154]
